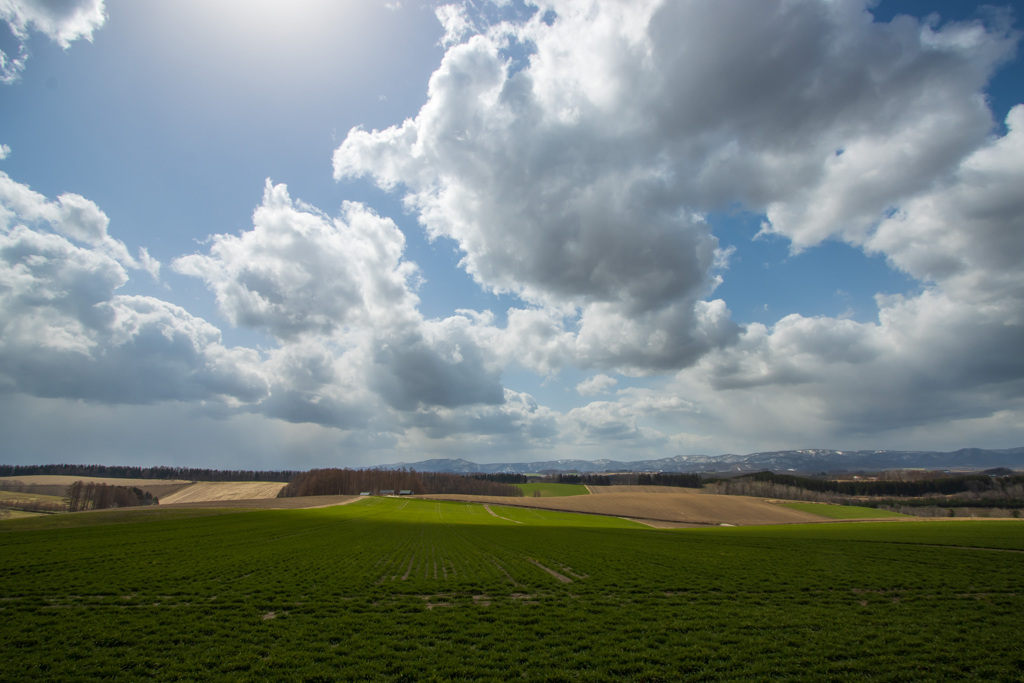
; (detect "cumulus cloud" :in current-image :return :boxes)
[0,178,266,405]
[664,102,1024,446]
[566,399,665,445]
[576,374,616,396]
[334,0,1015,378]
[0,172,159,279]
[406,388,559,444]
[176,181,510,420]
[369,317,505,412]
[334,11,733,372]
[867,105,1024,311]
[7,0,1023,461]
[1,0,106,83]
[435,3,474,47]
[672,292,1024,448]
[257,340,377,430]
[174,181,419,341]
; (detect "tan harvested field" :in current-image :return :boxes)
[159,482,287,504]
[154,495,361,510]
[420,490,841,526]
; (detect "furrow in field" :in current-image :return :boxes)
[526,557,572,583]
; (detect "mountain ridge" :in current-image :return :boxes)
[384,447,1024,474]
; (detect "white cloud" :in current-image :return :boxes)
[257,340,378,430]
[867,105,1024,312]
[576,373,616,396]
[477,307,574,376]
[329,0,1024,453]
[174,180,419,341]
[334,0,1016,378]
[404,388,559,446]
[435,3,474,47]
[0,172,159,279]
[566,399,666,445]
[176,181,509,418]
[669,284,1024,449]
[0,0,106,83]
[5,0,1024,464]
[0,205,266,406]
[368,322,505,411]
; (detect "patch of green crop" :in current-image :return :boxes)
[0,508,47,520]
[1,498,1022,681]
[0,490,66,505]
[0,506,248,531]
[778,502,911,519]
[515,482,590,497]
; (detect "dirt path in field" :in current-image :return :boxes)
[483,504,523,523]
[526,558,572,583]
[627,519,720,528]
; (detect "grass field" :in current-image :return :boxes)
[0,490,65,506]
[515,482,590,497]
[777,502,912,519]
[0,508,47,520]
[1,498,1022,680]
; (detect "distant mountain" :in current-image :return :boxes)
[385,447,1024,474]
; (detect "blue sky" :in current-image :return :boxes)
[1,0,1022,469]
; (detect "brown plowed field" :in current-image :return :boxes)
[419,491,828,526]
[159,482,287,504]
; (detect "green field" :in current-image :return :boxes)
[0,489,66,505]
[0,508,47,520]
[777,502,911,519]
[1,498,1022,680]
[515,482,590,497]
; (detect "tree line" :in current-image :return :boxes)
[543,472,704,488]
[702,470,1024,506]
[0,464,299,482]
[733,471,1024,497]
[470,472,703,487]
[65,481,158,512]
[280,469,524,498]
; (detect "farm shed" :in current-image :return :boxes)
[399,490,413,496]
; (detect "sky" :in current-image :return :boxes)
[1,0,1023,469]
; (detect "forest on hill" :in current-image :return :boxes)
[279,468,523,498]
[0,464,299,482]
